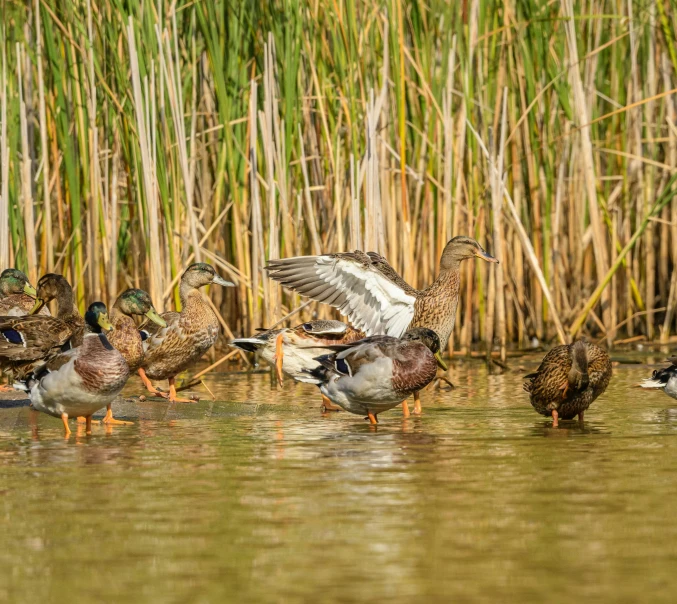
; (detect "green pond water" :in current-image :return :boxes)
[1,354,677,603]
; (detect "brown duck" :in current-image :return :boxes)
[138,263,234,403]
[0,275,84,382]
[266,236,498,414]
[523,340,612,426]
[102,288,166,424]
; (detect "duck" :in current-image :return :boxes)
[102,288,166,424]
[231,320,365,411]
[30,274,85,346]
[523,340,612,427]
[266,236,498,414]
[306,327,442,424]
[14,302,130,436]
[138,263,234,403]
[0,268,48,316]
[639,358,677,399]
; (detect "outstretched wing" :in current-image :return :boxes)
[266,252,417,338]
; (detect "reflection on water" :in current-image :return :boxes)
[1,355,677,602]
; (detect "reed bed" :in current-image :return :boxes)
[1,0,677,356]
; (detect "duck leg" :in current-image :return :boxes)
[402,400,411,418]
[413,391,422,415]
[138,368,169,398]
[167,377,196,403]
[578,410,585,422]
[61,413,71,437]
[321,394,341,412]
[76,416,100,425]
[273,333,284,387]
[85,415,94,435]
[103,404,133,425]
[551,409,559,428]
[367,412,378,425]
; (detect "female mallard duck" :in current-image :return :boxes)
[0,269,48,316]
[102,288,166,424]
[30,274,85,346]
[307,327,442,424]
[266,236,497,414]
[231,320,365,411]
[14,302,129,436]
[523,340,612,426]
[138,263,234,403]
[639,358,677,399]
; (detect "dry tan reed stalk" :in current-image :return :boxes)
[0,32,7,271]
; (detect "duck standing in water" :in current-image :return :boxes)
[266,236,498,415]
[231,320,365,411]
[138,263,234,403]
[14,302,130,436]
[524,340,612,426]
[306,327,442,424]
[639,358,677,400]
[102,288,166,424]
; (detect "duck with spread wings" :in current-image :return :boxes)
[266,236,498,415]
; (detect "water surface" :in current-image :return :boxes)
[1,355,676,602]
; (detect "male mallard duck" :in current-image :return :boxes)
[231,320,365,411]
[307,327,442,424]
[0,268,48,316]
[138,263,234,403]
[639,358,677,399]
[14,302,129,436]
[266,236,497,414]
[102,288,166,424]
[30,274,85,346]
[523,340,612,426]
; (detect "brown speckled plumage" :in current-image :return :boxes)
[107,289,163,372]
[141,264,231,381]
[0,275,84,379]
[524,340,612,420]
[266,236,497,351]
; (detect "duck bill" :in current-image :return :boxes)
[474,248,499,264]
[212,275,235,287]
[145,307,167,328]
[29,299,46,315]
[23,283,37,298]
[435,351,449,371]
[97,313,114,332]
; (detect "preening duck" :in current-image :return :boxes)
[14,302,130,436]
[523,340,612,426]
[231,320,365,411]
[138,263,234,403]
[306,327,442,424]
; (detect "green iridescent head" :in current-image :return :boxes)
[116,288,166,328]
[0,269,36,298]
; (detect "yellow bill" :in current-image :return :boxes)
[97,312,114,332]
[23,283,37,298]
[145,307,167,328]
[435,351,449,371]
[29,299,45,315]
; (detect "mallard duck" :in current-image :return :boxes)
[30,274,85,346]
[102,288,166,424]
[138,263,234,403]
[0,268,48,316]
[0,274,85,385]
[306,327,442,424]
[523,340,612,426]
[266,236,497,414]
[231,320,365,411]
[639,358,677,399]
[14,302,130,436]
